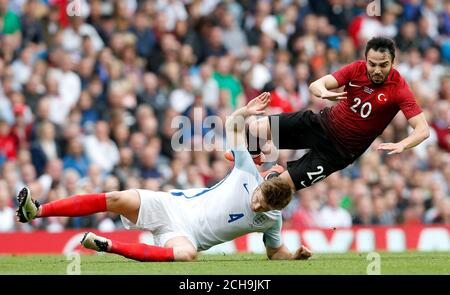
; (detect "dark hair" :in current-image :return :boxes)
[365,37,396,61]
[260,177,293,210]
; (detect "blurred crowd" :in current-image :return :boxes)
[0,0,449,233]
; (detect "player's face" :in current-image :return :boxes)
[366,49,393,84]
[251,187,271,212]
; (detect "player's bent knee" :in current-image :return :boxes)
[106,190,140,214]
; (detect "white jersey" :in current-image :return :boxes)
[168,148,283,251]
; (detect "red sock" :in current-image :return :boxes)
[39,193,107,217]
[109,241,174,262]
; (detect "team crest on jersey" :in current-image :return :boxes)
[253,214,268,226]
[364,86,374,94]
[376,93,388,104]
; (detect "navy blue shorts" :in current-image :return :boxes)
[269,110,354,191]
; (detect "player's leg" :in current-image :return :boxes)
[225,111,314,164]
[81,233,195,262]
[16,187,108,223]
[81,190,195,262]
[224,117,269,165]
[16,187,140,224]
[165,236,198,262]
[281,150,343,192]
[247,116,271,156]
[268,111,318,150]
[104,189,140,224]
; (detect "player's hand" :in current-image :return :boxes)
[245,92,271,116]
[377,142,406,155]
[320,90,347,101]
[293,245,312,260]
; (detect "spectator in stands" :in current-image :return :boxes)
[83,121,119,174]
[139,145,163,180]
[352,195,377,225]
[63,137,90,178]
[19,0,45,46]
[130,10,155,58]
[432,197,450,224]
[213,55,244,109]
[0,0,21,37]
[0,119,17,160]
[220,10,248,58]
[0,180,15,232]
[403,188,426,224]
[62,15,104,58]
[138,72,169,125]
[291,189,321,228]
[191,64,220,110]
[318,189,352,228]
[113,147,139,190]
[30,121,62,176]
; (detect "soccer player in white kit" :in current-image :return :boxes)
[16,92,312,262]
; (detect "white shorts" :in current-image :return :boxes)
[120,189,197,249]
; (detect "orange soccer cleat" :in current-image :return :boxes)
[260,164,285,180]
[224,149,263,166]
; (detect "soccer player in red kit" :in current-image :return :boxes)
[226,37,430,192]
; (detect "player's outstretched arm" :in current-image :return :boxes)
[266,244,312,260]
[378,112,430,155]
[225,92,271,148]
[309,74,347,101]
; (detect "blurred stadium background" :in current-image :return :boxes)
[0,0,449,258]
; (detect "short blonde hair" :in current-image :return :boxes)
[260,177,293,210]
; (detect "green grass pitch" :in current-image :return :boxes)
[1,252,449,275]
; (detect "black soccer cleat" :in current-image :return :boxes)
[16,187,40,223]
[80,232,110,252]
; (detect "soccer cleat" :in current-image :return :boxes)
[224,149,263,165]
[296,245,313,260]
[16,187,40,223]
[224,150,234,162]
[80,232,110,252]
[260,164,285,180]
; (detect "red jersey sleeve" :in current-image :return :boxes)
[331,61,362,86]
[395,79,422,119]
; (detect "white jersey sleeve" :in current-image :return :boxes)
[232,145,283,249]
[262,213,283,249]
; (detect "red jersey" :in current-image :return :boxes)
[270,89,295,113]
[319,61,422,157]
[0,133,18,159]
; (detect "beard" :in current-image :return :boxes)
[370,74,385,84]
[369,67,392,84]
